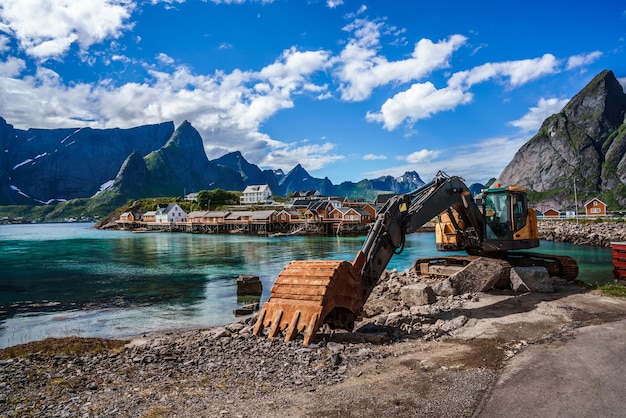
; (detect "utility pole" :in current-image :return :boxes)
[573,180,578,224]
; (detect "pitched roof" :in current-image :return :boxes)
[187,211,208,218]
[156,203,186,216]
[225,211,255,220]
[205,211,230,217]
[242,184,271,194]
[583,197,607,207]
[251,210,277,220]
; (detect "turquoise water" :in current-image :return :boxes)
[0,223,614,348]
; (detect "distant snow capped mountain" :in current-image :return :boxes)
[0,118,433,205]
[0,118,174,205]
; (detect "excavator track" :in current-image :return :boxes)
[415,252,579,285]
[252,260,363,346]
[503,252,579,281]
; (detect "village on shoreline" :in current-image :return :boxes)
[106,182,626,237]
[107,184,382,236]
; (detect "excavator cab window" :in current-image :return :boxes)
[511,192,528,232]
[484,191,510,239]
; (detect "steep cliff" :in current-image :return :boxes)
[212,151,280,194]
[498,70,626,206]
[0,115,455,212]
[111,121,244,198]
[0,119,174,205]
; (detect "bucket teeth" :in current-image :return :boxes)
[284,311,301,342]
[252,260,363,346]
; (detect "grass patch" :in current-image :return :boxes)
[141,405,174,418]
[0,336,128,360]
[594,284,626,298]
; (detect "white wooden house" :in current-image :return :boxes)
[155,203,187,223]
[240,185,273,205]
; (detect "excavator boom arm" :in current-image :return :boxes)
[356,172,484,302]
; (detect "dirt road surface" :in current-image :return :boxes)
[279,287,626,418]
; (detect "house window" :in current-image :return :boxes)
[591,208,601,214]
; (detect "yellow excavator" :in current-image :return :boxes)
[253,171,578,345]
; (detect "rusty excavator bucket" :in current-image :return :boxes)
[252,259,364,346]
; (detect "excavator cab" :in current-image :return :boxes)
[436,185,539,253]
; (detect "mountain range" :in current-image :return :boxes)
[0,117,426,208]
[1,69,624,216]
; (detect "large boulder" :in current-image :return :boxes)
[451,257,506,293]
[400,283,437,306]
[432,257,506,296]
[510,266,554,293]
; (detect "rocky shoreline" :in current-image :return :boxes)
[538,219,626,247]
[2,220,626,417]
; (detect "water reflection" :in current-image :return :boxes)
[0,223,616,347]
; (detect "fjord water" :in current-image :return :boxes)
[0,223,614,348]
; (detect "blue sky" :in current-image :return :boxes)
[0,1,624,186]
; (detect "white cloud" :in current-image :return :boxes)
[509,97,570,132]
[0,35,11,53]
[209,0,276,4]
[364,136,527,185]
[150,0,185,4]
[262,142,344,171]
[0,0,134,60]
[448,54,560,89]
[0,67,99,126]
[333,17,467,101]
[566,51,602,70]
[0,45,334,172]
[110,54,132,64]
[0,57,26,77]
[363,153,386,160]
[618,77,626,92]
[366,53,563,131]
[156,53,175,65]
[366,82,472,130]
[401,149,440,164]
[327,0,344,8]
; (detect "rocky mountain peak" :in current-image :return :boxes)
[287,164,310,177]
[498,69,626,208]
[561,70,626,138]
[163,120,204,154]
[110,151,148,195]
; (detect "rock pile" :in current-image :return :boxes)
[538,220,626,247]
[0,320,380,417]
[355,262,566,341]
